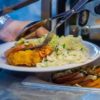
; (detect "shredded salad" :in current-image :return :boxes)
[36,35,89,67]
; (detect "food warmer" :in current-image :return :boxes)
[0,0,100,100]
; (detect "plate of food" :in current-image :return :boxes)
[0,35,100,72]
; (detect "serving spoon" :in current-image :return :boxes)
[16,9,74,41]
[17,0,89,50]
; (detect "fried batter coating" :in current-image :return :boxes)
[5,45,53,67]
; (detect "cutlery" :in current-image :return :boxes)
[17,0,89,50]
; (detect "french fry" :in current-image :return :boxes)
[86,79,100,87]
[94,68,100,74]
[64,76,85,85]
[91,83,100,88]
[79,79,93,87]
[53,72,80,84]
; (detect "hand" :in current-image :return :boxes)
[0,20,30,42]
[0,20,49,42]
[24,26,49,39]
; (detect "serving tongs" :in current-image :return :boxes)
[16,10,73,40]
[16,0,89,50]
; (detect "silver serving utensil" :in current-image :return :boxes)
[17,0,89,50]
[16,10,73,40]
[30,0,89,49]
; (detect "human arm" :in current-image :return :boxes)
[0,15,48,42]
[0,15,29,41]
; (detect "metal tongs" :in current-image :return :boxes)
[16,0,89,49]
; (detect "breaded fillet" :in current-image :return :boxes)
[5,45,52,67]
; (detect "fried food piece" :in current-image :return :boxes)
[52,65,100,88]
[78,79,93,87]
[53,72,80,84]
[5,45,53,67]
[6,50,41,66]
[85,78,100,87]
[64,76,86,85]
[25,27,49,39]
[5,44,34,57]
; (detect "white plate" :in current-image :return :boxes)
[0,41,100,72]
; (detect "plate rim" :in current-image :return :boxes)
[0,41,100,72]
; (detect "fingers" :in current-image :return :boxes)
[0,21,30,42]
[35,27,49,37]
[24,26,49,39]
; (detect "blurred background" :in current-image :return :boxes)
[0,0,41,21]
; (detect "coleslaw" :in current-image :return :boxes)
[36,35,89,67]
